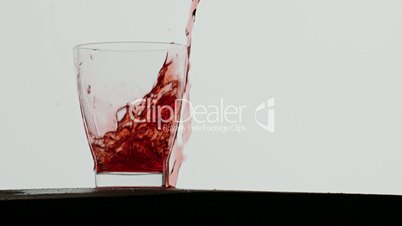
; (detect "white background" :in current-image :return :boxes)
[1,0,402,194]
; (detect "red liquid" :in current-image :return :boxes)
[166,0,200,187]
[88,0,200,187]
[91,55,182,173]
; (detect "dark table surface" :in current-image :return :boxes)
[0,188,401,225]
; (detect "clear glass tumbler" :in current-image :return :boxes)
[74,42,189,187]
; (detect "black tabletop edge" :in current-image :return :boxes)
[0,187,400,201]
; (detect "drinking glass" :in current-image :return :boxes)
[74,42,189,187]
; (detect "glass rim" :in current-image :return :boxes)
[73,41,187,52]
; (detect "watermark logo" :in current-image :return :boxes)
[126,97,275,133]
[254,98,275,133]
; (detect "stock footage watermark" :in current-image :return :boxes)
[126,97,275,133]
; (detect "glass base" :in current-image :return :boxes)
[95,172,164,187]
